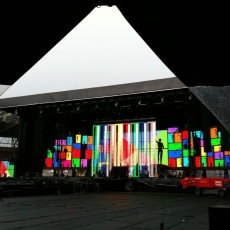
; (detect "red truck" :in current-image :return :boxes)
[180,177,230,196]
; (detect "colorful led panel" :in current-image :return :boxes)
[82,136,88,144]
[62,145,72,152]
[195,156,201,167]
[211,138,221,146]
[76,135,81,143]
[210,127,218,138]
[72,149,80,158]
[93,122,157,177]
[182,130,189,139]
[88,136,92,144]
[45,158,52,168]
[73,143,81,149]
[214,159,224,167]
[183,157,189,167]
[67,136,73,145]
[225,156,230,166]
[85,150,92,159]
[47,149,52,158]
[207,157,214,167]
[168,127,178,133]
[59,152,66,159]
[55,139,66,146]
[214,146,221,152]
[62,160,71,167]
[174,133,182,143]
[81,159,87,167]
[0,161,14,177]
[72,158,80,167]
[201,157,207,167]
[214,152,223,159]
[224,151,230,155]
[66,152,72,160]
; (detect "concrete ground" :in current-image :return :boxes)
[0,192,229,230]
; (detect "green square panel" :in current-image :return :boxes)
[168,143,182,151]
[211,138,221,146]
[214,159,224,167]
[72,158,80,167]
[201,157,207,167]
[183,149,189,157]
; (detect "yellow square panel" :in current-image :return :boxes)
[76,135,81,143]
[177,158,182,167]
[214,145,221,152]
[66,152,72,160]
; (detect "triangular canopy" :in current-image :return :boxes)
[0,6,184,108]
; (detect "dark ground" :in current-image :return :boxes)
[1,191,230,230]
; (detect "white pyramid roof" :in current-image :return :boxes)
[0,6,185,108]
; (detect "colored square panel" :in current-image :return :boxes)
[225,156,230,166]
[174,133,182,143]
[53,151,58,159]
[183,157,189,167]
[210,127,218,138]
[72,149,80,158]
[72,158,80,167]
[224,151,230,155]
[208,152,213,157]
[190,139,194,149]
[54,145,62,151]
[201,147,206,156]
[47,149,52,158]
[168,143,182,151]
[195,156,201,167]
[73,143,81,149]
[62,160,71,168]
[214,152,223,159]
[168,134,174,143]
[182,130,189,139]
[87,144,92,150]
[182,140,189,149]
[66,152,72,160]
[55,139,66,145]
[53,161,60,168]
[82,136,88,144]
[190,131,203,139]
[67,136,73,145]
[85,150,92,159]
[183,149,189,157]
[201,157,207,167]
[168,158,176,167]
[214,159,224,167]
[62,145,72,152]
[208,157,214,167]
[76,135,81,143]
[45,158,52,168]
[218,131,221,138]
[59,152,66,159]
[190,149,196,156]
[176,158,182,167]
[200,139,204,147]
[168,127,178,133]
[211,138,221,146]
[81,159,87,167]
[168,150,182,158]
[88,136,92,144]
[214,146,221,152]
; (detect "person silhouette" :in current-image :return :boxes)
[156,138,164,164]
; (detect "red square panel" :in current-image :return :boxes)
[45,158,52,168]
[182,130,189,139]
[168,158,176,167]
[72,149,80,158]
[208,157,214,167]
[195,156,201,167]
[85,150,92,159]
[59,152,66,159]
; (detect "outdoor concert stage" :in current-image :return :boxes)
[0,175,185,197]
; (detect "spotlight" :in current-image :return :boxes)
[40,109,43,114]
[15,109,17,115]
[76,106,80,111]
[189,94,192,100]
[115,102,118,107]
[161,96,164,102]
[57,107,60,112]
